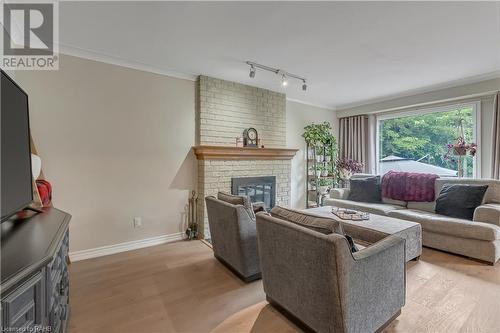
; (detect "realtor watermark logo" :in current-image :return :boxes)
[1,0,59,70]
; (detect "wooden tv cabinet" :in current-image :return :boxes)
[1,207,71,333]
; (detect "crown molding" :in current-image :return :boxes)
[336,70,500,111]
[58,43,197,81]
[286,98,335,111]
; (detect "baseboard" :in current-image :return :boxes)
[69,232,185,262]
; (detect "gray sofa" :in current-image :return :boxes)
[205,194,261,282]
[256,209,406,333]
[324,175,500,264]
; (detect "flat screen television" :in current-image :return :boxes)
[1,70,33,222]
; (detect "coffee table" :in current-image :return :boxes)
[306,206,422,262]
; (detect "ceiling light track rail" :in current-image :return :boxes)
[246,61,307,91]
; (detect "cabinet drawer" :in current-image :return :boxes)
[2,271,44,329]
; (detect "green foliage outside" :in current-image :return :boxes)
[379,108,475,177]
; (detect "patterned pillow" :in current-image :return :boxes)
[217,192,255,220]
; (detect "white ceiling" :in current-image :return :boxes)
[59,1,500,109]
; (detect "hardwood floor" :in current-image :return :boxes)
[68,240,500,333]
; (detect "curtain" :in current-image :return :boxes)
[492,92,500,179]
[339,115,369,172]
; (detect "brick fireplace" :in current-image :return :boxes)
[195,76,296,238]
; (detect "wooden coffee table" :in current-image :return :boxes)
[306,206,422,262]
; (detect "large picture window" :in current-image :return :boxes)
[377,102,480,178]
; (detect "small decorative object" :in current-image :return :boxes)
[336,158,364,180]
[185,191,199,240]
[243,127,258,147]
[444,113,477,178]
[331,207,370,221]
[257,138,262,147]
[235,137,244,147]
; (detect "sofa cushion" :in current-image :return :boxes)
[348,176,382,203]
[382,197,407,207]
[270,206,343,234]
[217,192,255,219]
[407,201,435,213]
[387,209,500,241]
[328,199,405,216]
[435,184,488,220]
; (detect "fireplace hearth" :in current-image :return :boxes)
[232,176,276,211]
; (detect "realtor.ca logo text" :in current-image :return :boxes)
[1,1,59,70]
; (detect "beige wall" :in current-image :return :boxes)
[286,101,337,209]
[15,54,197,252]
[336,78,500,178]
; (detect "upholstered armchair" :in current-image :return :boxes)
[256,211,406,333]
[205,193,261,282]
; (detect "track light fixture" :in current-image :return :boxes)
[281,74,288,87]
[249,65,256,78]
[246,61,307,92]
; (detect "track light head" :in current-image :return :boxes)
[249,65,256,78]
[281,74,288,87]
[302,80,307,91]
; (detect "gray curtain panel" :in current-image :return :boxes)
[339,115,369,172]
[492,92,500,180]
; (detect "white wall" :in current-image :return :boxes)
[15,54,197,252]
[336,78,500,178]
[286,101,337,209]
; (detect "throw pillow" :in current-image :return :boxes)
[348,176,382,203]
[270,206,343,234]
[435,184,489,220]
[345,235,359,253]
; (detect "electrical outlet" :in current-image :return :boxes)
[133,217,142,228]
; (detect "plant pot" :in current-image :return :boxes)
[318,186,328,194]
[316,155,324,163]
[325,156,331,162]
[453,147,467,156]
[321,170,329,177]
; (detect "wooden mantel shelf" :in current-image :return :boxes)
[193,145,299,160]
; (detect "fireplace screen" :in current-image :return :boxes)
[231,176,276,211]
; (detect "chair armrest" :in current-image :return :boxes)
[346,236,406,330]
[474,204,500,227]
[252,201,266,213]
[329,188,350,200]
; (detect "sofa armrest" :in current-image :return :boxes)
[329,188,350,200]
[474,204,500,227]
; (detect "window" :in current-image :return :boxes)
[377,102,480,178]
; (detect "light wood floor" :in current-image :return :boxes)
[68,240,500,333]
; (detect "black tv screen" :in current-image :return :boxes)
[1,70,33,221]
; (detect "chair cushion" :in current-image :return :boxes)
[435,184,488,220]
[329,199,406,216]
[387,209,500,241]
[348,176,382,203]
[270,206,343,234]
[217,192,255,219]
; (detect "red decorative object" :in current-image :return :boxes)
[382,171,439,202]
[36,179,52,207]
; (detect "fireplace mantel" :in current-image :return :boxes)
[193,145,299,160]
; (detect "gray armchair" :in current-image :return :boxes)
[205,194,261,282]
[256,211,406,333]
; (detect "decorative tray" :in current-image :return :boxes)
[331,207,370,221]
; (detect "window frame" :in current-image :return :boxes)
[375,101,481,178]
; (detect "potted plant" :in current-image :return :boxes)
[443,116,477,177]
[336,158,363,180]
[318,178,332,194]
